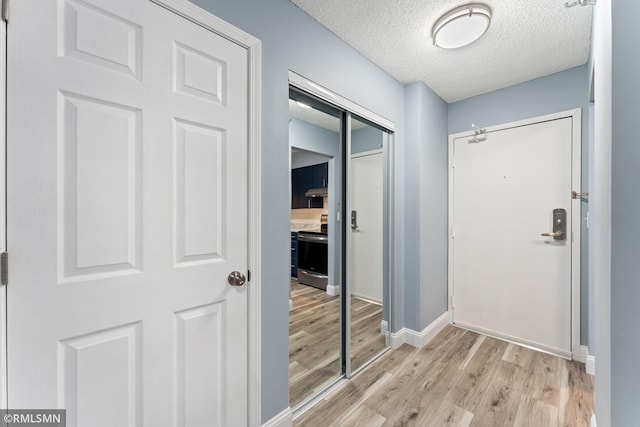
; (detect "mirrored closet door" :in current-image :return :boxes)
[287,79,393,411]
[348,116,390,374]
[288,90,343,408]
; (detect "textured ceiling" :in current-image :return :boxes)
[290,0,593,103]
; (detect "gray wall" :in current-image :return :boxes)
[352,126,383,154]
[290,118,339,160]
[611,0,639,424]
[189,0,406,422]
[291,150,333,169]
[184,1,600,422]
[448,65,590,134]
[448,65,591,346]
[404,82,449,331]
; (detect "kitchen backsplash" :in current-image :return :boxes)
[291,201,328,231]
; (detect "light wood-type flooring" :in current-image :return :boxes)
[294,325,594,427]
[289,280,385,407]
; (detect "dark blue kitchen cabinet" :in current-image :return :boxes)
[311,162,328,189]
[291,232,298,278]
[291,163,328,209]
[291,167,312,209]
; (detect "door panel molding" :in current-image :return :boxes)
[447,108,582,360]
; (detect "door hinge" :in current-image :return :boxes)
[1,252,8,286]
[247,269,251,282]
[2,0,8,23]
[450,295,454,309]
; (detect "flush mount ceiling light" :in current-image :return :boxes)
[432,4,491,49]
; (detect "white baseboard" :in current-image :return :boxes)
[586,354,595,376]
[380,320,388,336]
[326,284,340,296]
[351,292,382,305]
[288,298,293,312]
[591,414,596,427]
[577,345,588,363]
[390,312,449,349]
[262,407,293,427]
[390,328,406,349]
[578,345,596,376]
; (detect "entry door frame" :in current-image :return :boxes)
[447,108,582,361]
[0,1,262,424]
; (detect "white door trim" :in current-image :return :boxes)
[0,11,6,411]
[2,0,262,424]
[447,108,582,360]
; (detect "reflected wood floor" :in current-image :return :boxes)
[290,280,384,407]
[294,325,594,427]
[350,296,386,372]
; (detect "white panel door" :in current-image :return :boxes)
[350,152,383,303]
[7,0,249,425]
[452,117,574,356]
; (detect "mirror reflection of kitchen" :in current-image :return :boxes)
[288,94,342,408]
[349,116,389,373]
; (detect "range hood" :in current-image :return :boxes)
[305,188,328,198]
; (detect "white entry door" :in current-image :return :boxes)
[450,113,580,357]
[7,0,249,425]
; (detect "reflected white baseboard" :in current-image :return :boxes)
[262,407,293,427]
[390,312,449,349]
[326,284,340,296]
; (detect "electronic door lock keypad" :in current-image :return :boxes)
[541,208,567,241]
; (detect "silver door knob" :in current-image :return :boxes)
[227,271,246,287]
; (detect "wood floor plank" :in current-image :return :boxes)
[289,282,342,406]
[363,331,470,417]
[523,351,563,407]
[561,360,594,427]
[351,334,386,371]
[502,343,535,368]
[296,369,391,427]
[294,325,594,427]
[470,361,524,426]
[513,394,558,427]
[340,404,386,427]
[289,357,340,402]
[373,331,483,425]
[424,401,474,427]
[289,280,388,407]
[443,336,508,413]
